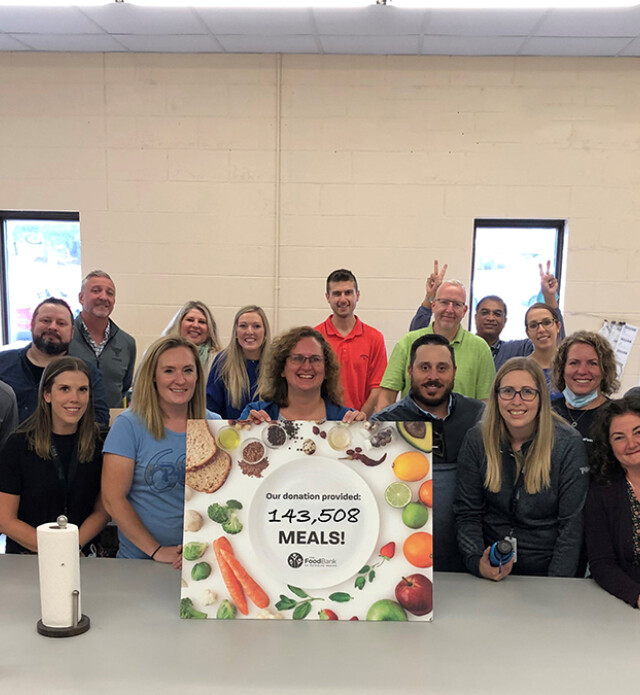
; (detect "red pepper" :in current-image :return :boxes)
[318,609,338,621]
[379,541,395,560]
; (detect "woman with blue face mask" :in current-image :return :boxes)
[552,331,620,454]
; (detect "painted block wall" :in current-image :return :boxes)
[1,52,639,393]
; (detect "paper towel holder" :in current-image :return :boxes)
[36,515,91,638]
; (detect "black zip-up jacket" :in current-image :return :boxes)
[454,421,589,577]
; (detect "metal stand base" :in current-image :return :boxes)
[37,614,90,638]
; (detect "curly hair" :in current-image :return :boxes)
[256,326,343,408]
[553,331,620,396]
[591,395,640,485]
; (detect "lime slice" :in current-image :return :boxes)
[384,482,412,509]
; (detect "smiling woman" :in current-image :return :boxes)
[240,326,366,424]
[163,300,221,377]
[552,331,620,452]
[101,336,220,564]
[206,305,271,419]
[454,357,589,580]
[0,356,108,555]
[585,395,640,608]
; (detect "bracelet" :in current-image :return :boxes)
[150,544,162,560]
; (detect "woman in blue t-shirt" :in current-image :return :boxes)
[102,336,219,566]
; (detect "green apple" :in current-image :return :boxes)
[366,599,408,622]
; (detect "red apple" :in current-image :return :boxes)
[395,574,433,616]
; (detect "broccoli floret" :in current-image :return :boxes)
[216,599,236,620]
[208,500,243,534]
[180,597,207,620]
[222,511,243,535]
[207,503,229,524]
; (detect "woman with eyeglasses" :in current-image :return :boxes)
[584,395,640,608]
[524,303,563,401]
[240,326,366,423]
[454,357,589,580]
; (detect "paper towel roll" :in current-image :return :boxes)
[37,520,81,628]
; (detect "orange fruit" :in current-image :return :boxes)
[419,480,433,508]
[403,532,433,568]
[392,451,430,482]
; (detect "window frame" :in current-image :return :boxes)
[470,218,566,337]
[0,210,80,345]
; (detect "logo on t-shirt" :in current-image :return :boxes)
[144,450,186,493]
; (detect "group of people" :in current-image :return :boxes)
[0,262,638,612]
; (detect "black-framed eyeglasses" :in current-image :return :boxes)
[496,386,540,402]
[526,318,557,331]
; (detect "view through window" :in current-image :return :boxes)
[470,220,565,342]
[1,212,81,346]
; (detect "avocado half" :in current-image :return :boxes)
[397,421,432,453]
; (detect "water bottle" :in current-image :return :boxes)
[489,539,514,567]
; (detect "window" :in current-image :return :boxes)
[0,212,81,346]
[470,219,565,342]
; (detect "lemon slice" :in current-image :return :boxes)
[384,482,412,509]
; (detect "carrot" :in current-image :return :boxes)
[213,538,248,615]
[220,547,270,609]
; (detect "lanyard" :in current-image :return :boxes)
[508,449,526,536]
[50,437,80,518]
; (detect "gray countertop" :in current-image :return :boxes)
[1,554,637,694]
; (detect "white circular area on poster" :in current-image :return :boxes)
[249,457,379,589]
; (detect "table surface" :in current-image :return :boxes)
[1,554,638,695]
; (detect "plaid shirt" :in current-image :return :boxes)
[78,318,111,358]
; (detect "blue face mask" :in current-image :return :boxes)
[563,386,598,409]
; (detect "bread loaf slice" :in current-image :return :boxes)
[185,448,232,493]
[186,420,217,472]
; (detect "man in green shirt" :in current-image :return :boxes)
[377,280,495,410]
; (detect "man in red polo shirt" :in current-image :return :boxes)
[315,269,387,417]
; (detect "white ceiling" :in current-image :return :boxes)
[2,4,640,56]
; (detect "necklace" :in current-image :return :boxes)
[565,406,589,429]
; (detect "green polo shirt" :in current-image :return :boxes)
[380,325,495,400]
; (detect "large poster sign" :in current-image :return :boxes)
[180,420,433,622]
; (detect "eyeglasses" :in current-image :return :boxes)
[526,318,557,331]
[496,386,540,402]
[434,299,465,310]
[287,354,324,365]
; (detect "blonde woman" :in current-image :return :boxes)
[206,305,271,419]
[454,357,589,580]
[163,301,221,377]
[102,336,220,564]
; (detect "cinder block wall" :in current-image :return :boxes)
[1,53,638,392]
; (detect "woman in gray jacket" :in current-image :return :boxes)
[454,357,589,580]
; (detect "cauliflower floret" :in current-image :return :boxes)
[202,589,217,606]
[257,609,284,620]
